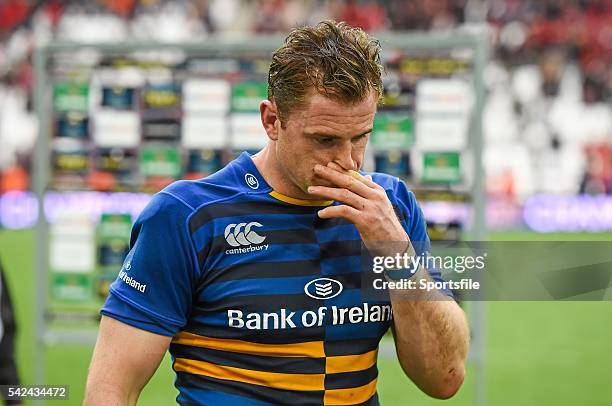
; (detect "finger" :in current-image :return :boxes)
[325,162,367,184]
[347,170,378,189]
[325,162,379,189]
[326,161,345,173]
[317,204,360,221]
[314,164,377,198]
[308,185,368,209]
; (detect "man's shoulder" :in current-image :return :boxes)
[363,171,419,212]
[134,182,248,244]
[363,171,407,193]
[160,165,258,213]
[160,179,241,211]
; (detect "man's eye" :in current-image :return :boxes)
[317,137,335,145]
[352,133,369,143]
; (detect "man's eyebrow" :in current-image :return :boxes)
[306,129,373,139]
[352,128,373,138]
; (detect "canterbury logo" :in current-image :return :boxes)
[224,222,266,247]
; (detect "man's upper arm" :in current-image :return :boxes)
[100,191,199,336]
[85,316,171,405]
[87,191,199,402]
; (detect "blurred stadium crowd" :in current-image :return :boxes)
[0,0,611,200]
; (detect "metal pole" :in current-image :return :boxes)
[32,45,49,389]
[42,32,481,54]
[470,32,490,406]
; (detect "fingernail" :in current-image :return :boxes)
[307,186,314,193]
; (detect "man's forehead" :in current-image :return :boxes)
[293,90,378,121]
[299,114,374,140]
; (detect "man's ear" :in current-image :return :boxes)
[260,100,280,141]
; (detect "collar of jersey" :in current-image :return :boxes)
[269,190,333,207]
[239,152,334,207]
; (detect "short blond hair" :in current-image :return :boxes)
[268,20,383,126]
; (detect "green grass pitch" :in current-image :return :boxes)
[1,229,612,405]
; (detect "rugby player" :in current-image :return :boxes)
[85,20,469,405]
[0,260,23,406]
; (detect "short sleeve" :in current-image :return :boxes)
[100,192,198,336]
[392,179,455,299]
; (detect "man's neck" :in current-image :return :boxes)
[251,145,313,200]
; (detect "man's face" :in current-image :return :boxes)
[270,90,378,197]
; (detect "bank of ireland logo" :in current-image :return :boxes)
[304,278,343,300]
[224,222,266,247]
[245,173,259,189]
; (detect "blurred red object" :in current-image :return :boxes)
[0,0,31,36]
[43,0,65,27]
[583,143,612,193]
[88,171,117,191]
[97,0,136,18]
[339,0,386,32]
[487,168,515,200]
[144,176,174,192]
[0,165,29,192]
[183,172,206,181]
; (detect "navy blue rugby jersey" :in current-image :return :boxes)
[101,152,451,406]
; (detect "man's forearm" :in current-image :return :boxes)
[84,380,141,406]
[84,317,171,406]
[389,268,470,399]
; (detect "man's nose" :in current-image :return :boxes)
[332,142,356,171]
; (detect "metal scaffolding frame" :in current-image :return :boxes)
[33,32,489,405]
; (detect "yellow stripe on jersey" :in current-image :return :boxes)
[173,332,379,403]
[323,378,378,405]
[174,358,326,392]
[269,191,333,207]
[173,331,326,358]
[326,349,378,374]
